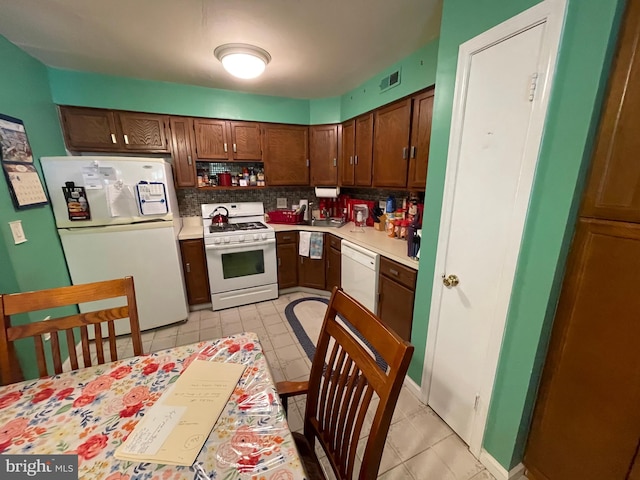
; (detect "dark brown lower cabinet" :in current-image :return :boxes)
[525,219,640,480]
[326,234,341,292]
[377,257,416,342]
[276,232,298,289]
[179,239,210,305]
[299,233,326,290]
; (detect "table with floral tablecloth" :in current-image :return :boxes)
[0,332,306,480]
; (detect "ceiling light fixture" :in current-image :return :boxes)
[214,43,271,79]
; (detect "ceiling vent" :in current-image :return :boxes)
[379,69,401,92]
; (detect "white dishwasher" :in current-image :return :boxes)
[341,240,380,314]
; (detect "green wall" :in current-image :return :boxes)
[48,68,312,125]
[47,37,440,125]
[340,40,439,121]
[411,0,625,470]
[0,35,73,379]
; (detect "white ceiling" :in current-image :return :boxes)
[0,0,442,99]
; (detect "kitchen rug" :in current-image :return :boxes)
[284,297,388,371]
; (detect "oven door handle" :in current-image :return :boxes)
[205,238,276,251]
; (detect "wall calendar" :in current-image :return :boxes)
[0,113,48,209]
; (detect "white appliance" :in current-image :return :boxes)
[341,240,379,314]
[201,202,277,310]
[41,156,188,335]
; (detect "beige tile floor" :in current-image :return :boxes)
[110,291,495,480]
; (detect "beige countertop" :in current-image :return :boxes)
[180,216,419,270]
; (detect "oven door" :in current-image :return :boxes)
[205,239,277,293]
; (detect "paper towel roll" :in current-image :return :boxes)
[299,199,309,221]
[314,187,340,198]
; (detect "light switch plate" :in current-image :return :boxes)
[9,220,27,244]
[277,198,287,209]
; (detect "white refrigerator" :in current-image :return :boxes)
[41,156,188,335]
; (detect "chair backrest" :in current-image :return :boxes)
[0,276,143,385]
[304,287,414,480]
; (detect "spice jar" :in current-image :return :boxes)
[386,218,396,237]
[399,220,408,239]
[257,168,265,186]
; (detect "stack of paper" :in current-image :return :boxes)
[115,360,245,466]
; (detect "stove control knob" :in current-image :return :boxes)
[214,238,221,244]
[261,233,267,240]
[253,234,259,240]
[238,235,245,242]
[224,237,230,243]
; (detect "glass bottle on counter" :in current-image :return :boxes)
[249,168,257,186]
[257,168,265,186]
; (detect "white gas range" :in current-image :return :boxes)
[201,202,278,310]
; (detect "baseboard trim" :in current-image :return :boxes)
[479,450,526,480]
[403,375,425,402]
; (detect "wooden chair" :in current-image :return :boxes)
[277,287,414,480]
[0,276,143,385]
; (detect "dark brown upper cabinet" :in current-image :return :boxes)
[193,119,261,161]
[262,124,309,186]
[59,106,170,153]
[407,88,435,190]
[343,113,375,187]
[169,116,197,188]
[373,98,411,188]
[310,124,339,186]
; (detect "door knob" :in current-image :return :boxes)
[442,274,460,287]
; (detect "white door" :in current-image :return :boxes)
[424,1,566,454]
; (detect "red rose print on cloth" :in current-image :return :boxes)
[123,386,150,406]
[243,343,255,351]
[0,391,22,409]
[227,343,240,354]
[119,403,143,418]
[83,376,114,396]
[231,426,260,455]
[55,388,74,401]
[161,362,175,373]
[73,395,96,408]
[109,366,132,380]
[32,388,55,403]
[77,433,108,460]
[142,363,159,375]
[0,417,29,446]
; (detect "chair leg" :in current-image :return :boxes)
[282,396,289,415]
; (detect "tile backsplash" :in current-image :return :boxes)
[177,186,420,217]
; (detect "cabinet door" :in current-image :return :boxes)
[525,219,640,480]
[310,124,339,186]
[118,112,169,152]
[298,255,326,290]
[179,239,210,305]
[169,117,197,188]
[193,119,231,160]
[582,2,640,223]
[326,246,341,293]
[262,124,309,186]
[373,99,411,188]
[407,88,435,189]
[277,243,298,289]
[59,106,122,151]
[229,121,262,161]
[341,120,355,186]
[377,274,414,342]
[354,113,374,186]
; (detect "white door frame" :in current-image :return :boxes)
[421,0,567,457]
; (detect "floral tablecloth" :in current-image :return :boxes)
[0,332,306,480]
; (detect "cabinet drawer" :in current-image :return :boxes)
[276,231,297,244]
[328,234,342,251]
[379,257,417,290]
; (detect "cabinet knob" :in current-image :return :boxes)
[349,156,353,165]
[224,142,228,153]
[402,147,408,159]
[306,159,310,167]
[233,143,237,153]
[110,133,117,144]
[124,134,129,145]
[355,155,359,165]
[410,146,416,158]
[333,158,337,167]
[186,263,191,273]
[389,268,399,276]
[187,155,192,166]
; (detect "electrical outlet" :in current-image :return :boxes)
[42,315,51,342]
[276,198,287,209]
